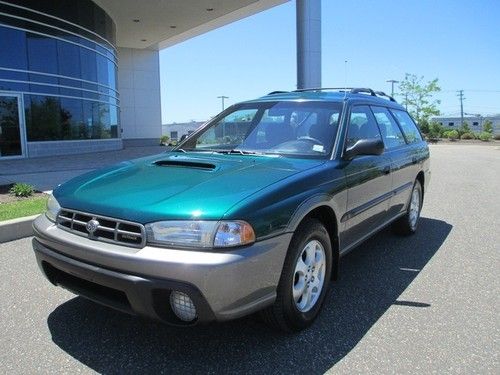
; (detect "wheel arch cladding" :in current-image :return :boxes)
[416,171,425,200]
[301,205,340,280]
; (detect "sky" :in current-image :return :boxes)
[159,0,500,124]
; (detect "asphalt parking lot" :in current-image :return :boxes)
[0,144,498,374]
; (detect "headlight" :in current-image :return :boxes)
[146,220,255,249]
[214,221,255,247]
[46,194,61,222]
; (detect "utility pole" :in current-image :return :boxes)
[217,95,228,112]
[386,79,399,97]
[457,90,465,125]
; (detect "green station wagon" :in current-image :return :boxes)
[33,88,430,332]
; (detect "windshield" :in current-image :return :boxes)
[177,101,343,158]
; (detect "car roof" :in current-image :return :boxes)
[244,89,406,111]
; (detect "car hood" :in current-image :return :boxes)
[55,152,325,223]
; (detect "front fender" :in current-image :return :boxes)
[285,192,346,233]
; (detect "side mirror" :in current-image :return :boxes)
[343,138,384,160]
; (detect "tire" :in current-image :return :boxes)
[260,219,332,332]
[392,180,422,235]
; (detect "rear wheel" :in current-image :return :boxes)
[392,180,422,235]
[261,219,332,332]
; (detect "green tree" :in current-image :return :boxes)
[398,73,441,129]
[482,120,493,133]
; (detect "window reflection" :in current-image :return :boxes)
[0,1,119,143]
[25,95,117,141]
[0,27,27,69]
[27,33,58,74]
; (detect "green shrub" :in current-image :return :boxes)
[441,130,451,138]
[428,122,445,138]
[448,130,459,141]
[160,135,170,145]
[458,121,471,137]
[483,120,493,133]
[419,121,430,135]
[9,183,35,197]
[460,132,475,140]
[479,132,492,141]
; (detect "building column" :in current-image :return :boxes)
[118,47,162,146]
[296,0,321,89]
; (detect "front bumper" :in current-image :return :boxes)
[32,214,291,324]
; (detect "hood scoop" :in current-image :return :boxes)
[153,160,216,170]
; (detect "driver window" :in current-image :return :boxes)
[346,106,382,148]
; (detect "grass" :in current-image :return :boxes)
[0,196,48,222]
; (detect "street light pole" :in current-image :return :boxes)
[457,90,465,125]
[217,95,229,112]
[386,79,399,97]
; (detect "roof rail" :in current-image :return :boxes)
[294,87,353,92]
[291,87,397,102]
[267,90,289,95]
[374,91,396,102]
[350,88,377,96]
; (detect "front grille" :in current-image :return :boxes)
[57,208,146,248]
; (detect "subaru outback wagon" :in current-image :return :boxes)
[33,88,430,332]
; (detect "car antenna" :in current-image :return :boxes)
[343,60,348,100]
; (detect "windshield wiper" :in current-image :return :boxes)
[219,149,261,155]
[173,148,262,155]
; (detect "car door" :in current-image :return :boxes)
[388,109,428,215]
[340,105,392,251]
[371,106,414,218]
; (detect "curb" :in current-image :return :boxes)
[0,214,39,243]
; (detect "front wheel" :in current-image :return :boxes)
[392,180,422,235]
[260,219,332,332]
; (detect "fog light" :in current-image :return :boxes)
[170,291,197,322]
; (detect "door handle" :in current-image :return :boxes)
[383,166,391,175]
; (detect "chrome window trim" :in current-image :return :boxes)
[0,0,116,53]
[0,67,118,94]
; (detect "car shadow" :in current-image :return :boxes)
[47,217,452,374]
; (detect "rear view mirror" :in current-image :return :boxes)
[343,138,384,160]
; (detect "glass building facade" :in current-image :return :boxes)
[0,0,119,158]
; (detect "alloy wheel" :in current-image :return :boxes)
[292,239,326,312]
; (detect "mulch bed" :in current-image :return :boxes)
[0,184,47,204]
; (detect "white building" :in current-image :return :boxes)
[162,121,206,142]
[430,115,500,135]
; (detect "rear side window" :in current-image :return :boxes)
[391,110,423,143]
[346,106,382,148]
[371,106,406,149]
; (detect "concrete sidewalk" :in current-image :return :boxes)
[0,145,166,191]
